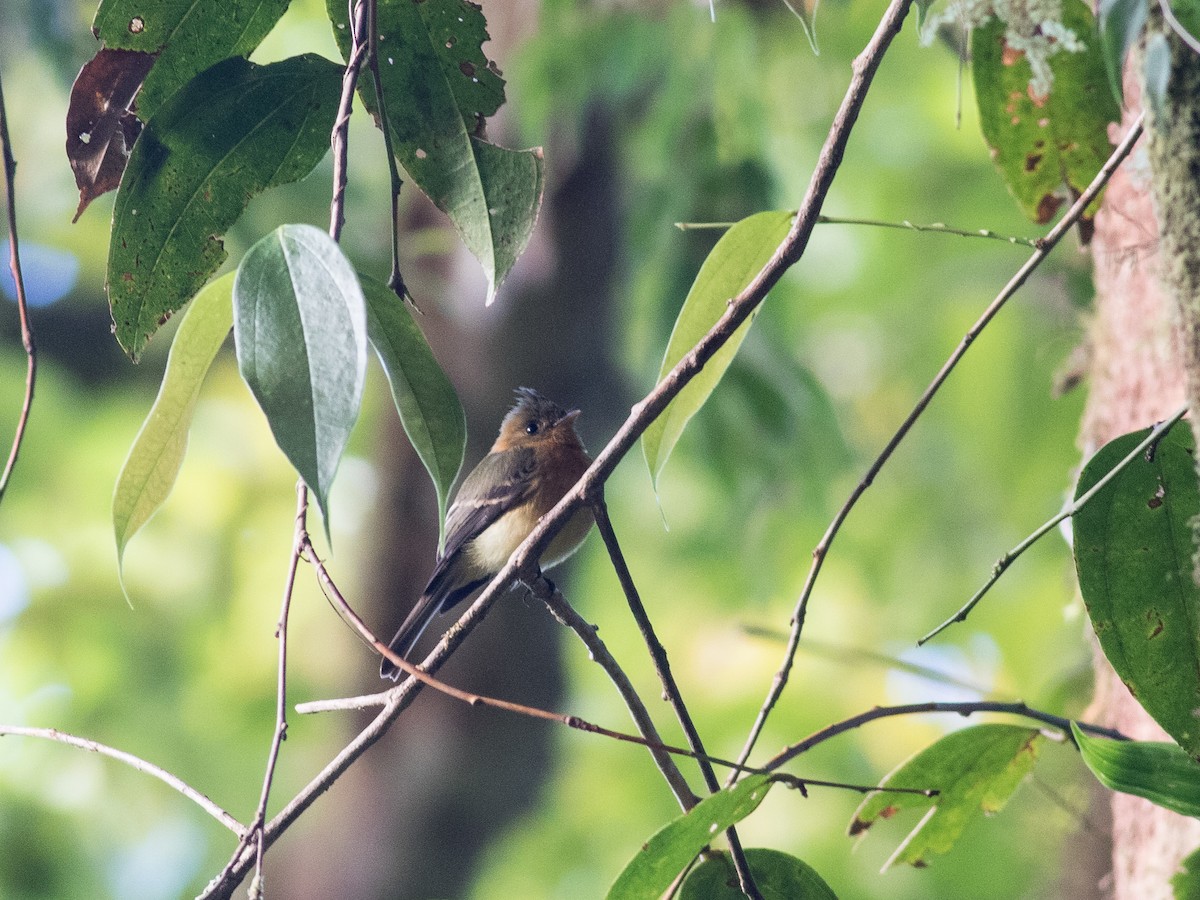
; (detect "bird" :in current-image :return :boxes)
[380,388,594,680]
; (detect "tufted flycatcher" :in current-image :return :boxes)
[380,388,593,680]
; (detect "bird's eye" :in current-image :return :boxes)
[525,419,540,435]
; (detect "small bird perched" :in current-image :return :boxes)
[380,388,593,680]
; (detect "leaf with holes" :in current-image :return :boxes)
[1073,419,1200,757]
[642,210,794,488]
[361,276,466,548]
[972,0,1119,225]
[113,272,233,587]
[107,54,340,360]
[850,724,1041,869]
[92,0,291,120]
[327,0,543,304]
[607,774,774,900]
[233,225,368,540]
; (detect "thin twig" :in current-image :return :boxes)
[592,495,760,899]
[0,726,243,834]
[731,113,1147,779]
[329,0,371,243]
[676,214,1039,247]
[0,72,36,504]
[365,0,409,297]
[919,405,1188,644]
[761,701,1130,773]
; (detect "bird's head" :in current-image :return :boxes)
[494,387,584,451]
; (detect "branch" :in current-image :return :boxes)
[761,701,1130,773]
[328,0,371,243]
[919,405,1188,643]
[731,113,1147,776]
[0,71,37,504]
[0,726,242,834]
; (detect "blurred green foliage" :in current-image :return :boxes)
[0,0,1103,896]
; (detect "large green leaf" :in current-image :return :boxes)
[1073,420,1200,756]
[1072,723,1200,818]
[678,848,837,899]
[850,724,1041,869]
[112,272,234,579]
[92,0,291,120]
[607,774,774,900]
[327,0,543,303]
[233,225,368,539]
[361,276,466,547]
[642,210,794,487]
[972,0,1119,223]
[1175,845,1200,899]
[107,54,341,360]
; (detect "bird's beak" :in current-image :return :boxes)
[558,409,582,427]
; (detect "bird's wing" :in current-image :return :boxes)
[439,447,538,563]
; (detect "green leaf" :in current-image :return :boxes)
[107,54,341,360]
[360,276,466,547]
[1098,0,1147,104]
[679,848,838,900]
[1174,844,1200,899]
[233,225,368,540]
[778,0,819,55]
[642,210,794,487]
[92,0,291,120]
[850,724,1041,869]
[607,774,774,900]
[1072,723,1200,818]
[327,0,544,303]
[972,0,1120,223]
[113,272,234,582]
[1073,420,1200,756]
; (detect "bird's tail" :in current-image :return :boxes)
[379,564,490,680]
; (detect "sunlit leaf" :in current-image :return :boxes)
[1098,0,1147,103]
[361,276,466,547]
[65,48,154,219]
[850,724,1041,869]
[679,848,837,899]
[642,210,794,488]
[607,774,774,900]
[92,0,291,120]
[972,0,1119,224]
[233,225,368,540]
[327,0,544,303]
[1072,723,1200,818]
[107,54,340,360]
[113,272,234,582]
[1072,420,1200,756]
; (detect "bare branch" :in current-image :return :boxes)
[0,725,243,834]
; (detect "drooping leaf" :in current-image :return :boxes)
[327,0,544,303]
[642,209,794,488]
[1143,31,1172,121]
[113,272,233,580]
[1174,844,1200,899]
[1073,420,1200,756]
[361,276,466,547]
[607,774,774,900]
[92,0,291,120]
[1072,723,1200,818]
[107,54,341,360]
[850,724,1041,869]
[65,47,154,219]
[678,848,837,900]
[1098,0,1147,103]
[233,225,368,540]
[972,0,1120,224]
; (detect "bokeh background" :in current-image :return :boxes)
[1,0,1107,896]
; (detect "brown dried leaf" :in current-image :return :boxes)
[66,47,156,221]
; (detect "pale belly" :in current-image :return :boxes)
[467,504,594,573]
